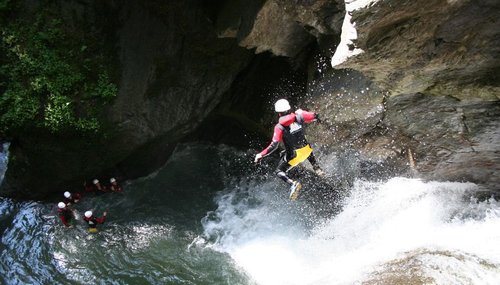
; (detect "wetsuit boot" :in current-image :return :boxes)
[277,170,302,200]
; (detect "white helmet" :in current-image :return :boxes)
[93,179,99,184]
[58,202,66,209]
[64,191,71,198]
[84,211,93,218]
[275,99,291,113]
[110,178,116,183]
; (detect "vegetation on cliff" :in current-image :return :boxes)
[0,0,117,136]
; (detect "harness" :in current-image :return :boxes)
[84,217,97,229]
[277,113,312,165]
[84,216,101,233]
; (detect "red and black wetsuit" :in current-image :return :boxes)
[95,182,109,193]
[84,181,109,193]
[58,208,73,227]
[110,183,123,193]
[64,193,81,205]
[258,109,321,185]
[84,215,106,231]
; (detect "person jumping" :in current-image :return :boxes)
[254,99,325,200]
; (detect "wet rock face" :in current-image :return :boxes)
[307,0,499,189]
[215,0,344,56]
[299,66,498,189]
[109,0,254,176]
[303,69,386,146]
[339,0,500,100]
[384,94,500,189]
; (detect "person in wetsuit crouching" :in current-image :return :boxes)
[57,202,74,227]
[254,99,325,200]
[83,210,107,233]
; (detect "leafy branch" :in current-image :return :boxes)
[0,1,117,135]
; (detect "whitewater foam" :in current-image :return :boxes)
[203,177,500,285]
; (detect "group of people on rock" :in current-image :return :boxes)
[57,177,123,233]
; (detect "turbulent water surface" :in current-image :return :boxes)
[1,144,499,285]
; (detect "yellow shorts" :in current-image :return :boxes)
[287,144,313,167]
[88,228,98,233]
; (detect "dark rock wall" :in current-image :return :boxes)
[214,0,344,56]
[108,0,254,177]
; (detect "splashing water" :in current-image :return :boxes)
[202,177,500,285]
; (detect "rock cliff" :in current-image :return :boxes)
[314,0,499,189]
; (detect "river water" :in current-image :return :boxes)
[0,143,499,285]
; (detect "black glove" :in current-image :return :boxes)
[315,113,322,123]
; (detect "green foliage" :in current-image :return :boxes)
[0,1,117,135]
[93,72,119,101]
[0,0,10,11]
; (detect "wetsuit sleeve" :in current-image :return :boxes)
[296,109,318,123]
[96,216,106,224]
[259,125,283,156]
